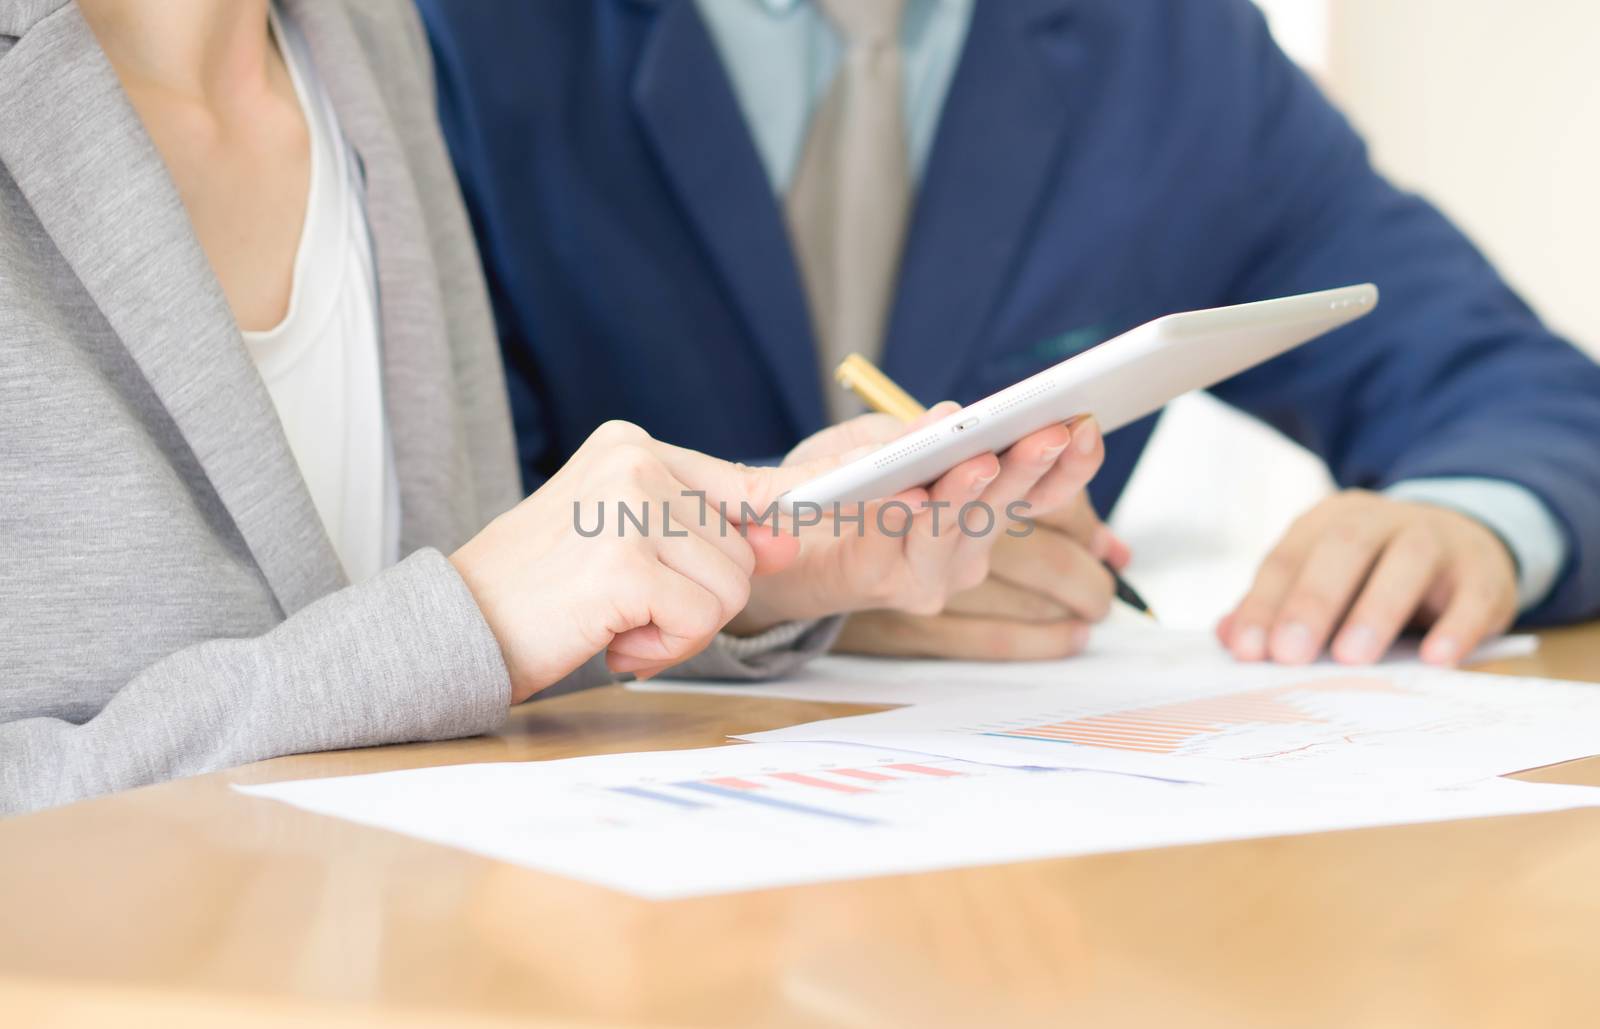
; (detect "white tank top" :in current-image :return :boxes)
[243,6,400,585]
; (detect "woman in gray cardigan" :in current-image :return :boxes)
[0,0,1102,814]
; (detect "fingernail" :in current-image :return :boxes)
[1234,625,1267,661]
[970,470,998,496]
[1070,623,1091,651]
[1073,418,1100,456]
[1089,526,1114,560]
[1039,443,1067,465]
[1423,635,1461,666]
[1272,622,1315,664]
[1334,624,1378,664]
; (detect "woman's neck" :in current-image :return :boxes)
[78,0,275,103]
[76,0,310,335]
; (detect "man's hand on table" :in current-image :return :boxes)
[832,485,1520,668]
[1216,489,1519,667]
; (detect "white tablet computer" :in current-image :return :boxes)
[781,284,1377,511]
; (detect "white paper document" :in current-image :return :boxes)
[741,665,1600,788]
[238,742,1600,899]
[630,652,1056,707]
[632,624,1539,707]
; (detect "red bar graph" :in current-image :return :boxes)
[886,763,963,778]
[832,768,900,782]
[769,772,873,794]
[705,777,766,790]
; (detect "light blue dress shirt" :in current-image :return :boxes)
[694,0,1568,610]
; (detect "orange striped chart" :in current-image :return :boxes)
[988,677,1408,754]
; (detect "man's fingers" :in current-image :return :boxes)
[1215,611,1235,647]
[941,576,1073,622]
[1268,528,1391,664]
[1036,493,1128,568]
[1330,527,1444,665]
[986,527,1115,622]
[1033,500,1127,575]
[1224,535,1313,662]
[1036,498,1097,539]
[835,610,1092,662]
[1420,569,1517,667]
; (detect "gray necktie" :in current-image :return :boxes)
[787,0,910,423]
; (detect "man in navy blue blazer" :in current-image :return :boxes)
[417,0,1600,667]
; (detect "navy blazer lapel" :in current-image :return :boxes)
[883,0,1090,402]
[0,4,344,615]
[630,0,826,435]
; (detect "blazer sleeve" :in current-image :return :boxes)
[1,550,510,817]
[1202,0,1600,624]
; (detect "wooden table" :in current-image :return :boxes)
[4,625,1600,1028]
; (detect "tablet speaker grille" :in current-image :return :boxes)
[985,379,1057,416]
[873,433,940,470]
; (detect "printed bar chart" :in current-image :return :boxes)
[607,786,708,809]
[240,741,1600,898]
[704,777,764,790]
[988,678,1405,754]
[888,763,965,777]
[832,768,899,783]
[746,665,1600,788]
[599,757,991,828]
[673,781,882,826]
[769,772,873,794]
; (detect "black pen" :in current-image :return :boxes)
[1110,566,1157,620]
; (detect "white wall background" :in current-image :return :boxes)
[1109,0,1598,628]
[1327,0,1600,355]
